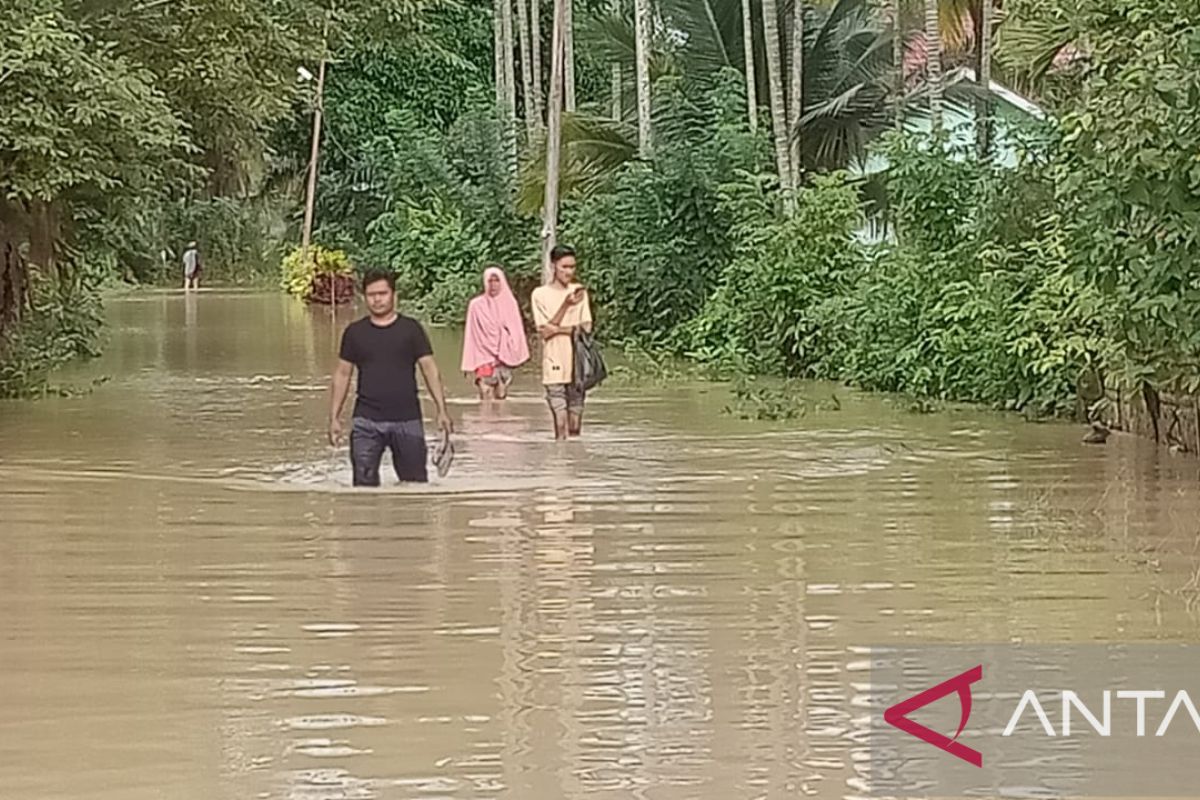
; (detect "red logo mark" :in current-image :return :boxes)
[884,665,983,767]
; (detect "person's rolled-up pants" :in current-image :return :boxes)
[544,383,585,414]
[350,417,427,485]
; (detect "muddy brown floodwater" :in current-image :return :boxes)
[2,290,1200,800]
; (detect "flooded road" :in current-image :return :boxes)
[2,290,1200,799]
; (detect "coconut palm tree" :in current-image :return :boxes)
[522,0,910,211]
[577,6,679,117]
[924,0,943,134]
[633,0,653,154]
[741,0,758,133]
[493,0,506,116]
[518,113,639,215]
[537,0,902,190]
[794,0,894,170]
[892,0,903,129]
[612,0,623,119]
[994,5,1076,91]
[565,0,577,111]
[975,0,993,157]
[761,0,794,209]
[531,0,544,125]
[516,0,536,134]
[494,0,518,164]
[788,1,804,186]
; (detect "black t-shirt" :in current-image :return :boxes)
[338,315,433,421]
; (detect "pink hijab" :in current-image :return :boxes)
[461,266,530,372]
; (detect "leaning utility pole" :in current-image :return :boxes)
[540,0,567,283]
[300,21,329,263]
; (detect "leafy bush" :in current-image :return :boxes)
[0,263,106,398]
[822,242,1109,415]
[367,198,490,322]
[1048,0,1200,393]
[810,131,1114,415]
[280,245,353,300]
[877,133,987,253]
[681,174,865,375]
[565,73,767,347]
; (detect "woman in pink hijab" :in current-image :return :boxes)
[461,265,530,400]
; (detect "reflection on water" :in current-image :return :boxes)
[2,290,1200,799]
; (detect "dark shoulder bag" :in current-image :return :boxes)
[572,327,608,391]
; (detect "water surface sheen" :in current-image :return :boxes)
[2,290,1199,799]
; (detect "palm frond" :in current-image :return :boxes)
[578,10,639,69]
[517,112,639,215]
[799,83,869,126]
[577,8,682,100]
[899,69,984,126]
[658,0,740,77]
[787,0,893,171]
[996,13,1077,86]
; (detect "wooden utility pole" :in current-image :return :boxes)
[300,24,329,263]
[540,0,567,283]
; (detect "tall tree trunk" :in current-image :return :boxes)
[611,0,623,120]
[741,0,758,133]
[0,214,28,338]
[788,1,803,188]
[892,0,904,130]
[924,0,943,135]
[27,199,60,280]
[633,0,653,155]
[761,0,793,212]
[516,0,536,133]
[564,0,577,111]
[531,0,544,128]
[493,0,506,114]
[975,0,993,159]
[541,0,568,283]
[501,0,518,143]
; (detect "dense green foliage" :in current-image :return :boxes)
[565,0,1200,421]
[8,0,1200,430]
[0,0,437,396]
[682,174,866,377]
[1048,0,1200,393]
[565,74,763,346]
[825,137,1111,416]
[0,264,106,398]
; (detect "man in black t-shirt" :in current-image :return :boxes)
[329,270,454,485]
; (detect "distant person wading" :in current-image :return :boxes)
[328,270,454,486]
[182,241,202,290]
